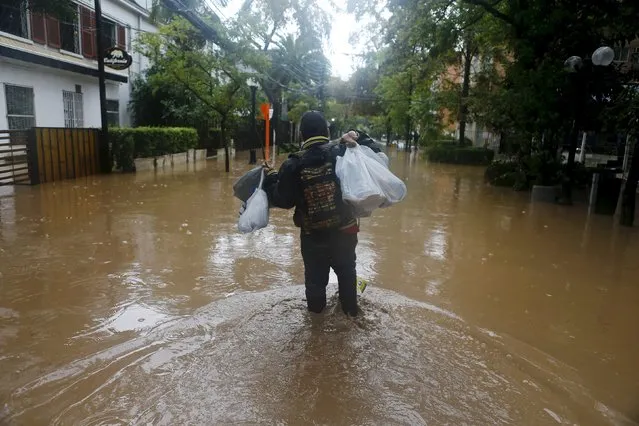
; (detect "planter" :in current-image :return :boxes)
[132,150,208,173]
[134,157,155,172]
[172,152,188,165]
[217,148,236,159]
[195,149,207,161]
[531,185,560,204]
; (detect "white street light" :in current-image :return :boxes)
[564,55,584,73]
[591,46,615,67]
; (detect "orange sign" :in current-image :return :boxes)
[260,103,270,162]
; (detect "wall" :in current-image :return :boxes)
[0,59,119,129]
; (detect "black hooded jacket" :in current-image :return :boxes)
[263,133,381,232]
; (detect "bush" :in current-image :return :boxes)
[485,160,528,190]
[110,127,198,172]
[111,132,135,172]
[426,146,495,165]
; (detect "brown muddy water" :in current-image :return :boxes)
[1,150,638,425]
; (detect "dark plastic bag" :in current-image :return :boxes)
[233,167,263,203]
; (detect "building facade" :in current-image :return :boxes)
[0,0,156,131]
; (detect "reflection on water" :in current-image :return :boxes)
[1,152,638,425]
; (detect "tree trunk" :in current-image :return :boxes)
[386,120,392,147]
[222,116,229,173]
[458,43,473,146]
[559,122,579,205]
[405,74,413,152]
[620,137,639,226]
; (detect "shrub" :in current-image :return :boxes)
[111,132,135,172]
[426,145,495,165]
[110,127,198,172]
[485,160,528,190]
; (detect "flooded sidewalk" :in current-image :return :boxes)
[1,152,638,425]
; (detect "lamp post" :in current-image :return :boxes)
[247,78,258,164]
[559,46,614,205]
[95,0,110,172]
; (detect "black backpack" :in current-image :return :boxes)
[291,145,343,231]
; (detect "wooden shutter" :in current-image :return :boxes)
[116,24,126,50]
[46,16,60,48]
[80,6,96,58]
[30,12,46,44]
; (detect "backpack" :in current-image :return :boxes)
[291,146,343,231]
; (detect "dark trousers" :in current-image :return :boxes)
[300,231,358,315]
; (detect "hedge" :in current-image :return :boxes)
[484,160,527,190]
[425,145,495,165]
[111,127,198,172]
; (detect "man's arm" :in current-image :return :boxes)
[263,158,298,209]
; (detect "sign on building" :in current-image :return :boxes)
[104,47,133,71]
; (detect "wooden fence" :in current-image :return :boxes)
[29,128,101,185]
[0,127,103,186]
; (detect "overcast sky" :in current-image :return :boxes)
[217,0,365,80]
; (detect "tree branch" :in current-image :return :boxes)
[461,0,513,26]
[262,19,282,51]
[170,70,225,116]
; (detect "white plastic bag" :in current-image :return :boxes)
[336,146,385,216]
[365,154,407,207]
[238,170,269,233]
[360,145,387,168]
[378,152,390,168]
[336,145,406,216]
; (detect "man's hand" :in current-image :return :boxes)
[239,201,247,216]
[341,131,359,147]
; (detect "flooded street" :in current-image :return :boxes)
[1,151,638,425]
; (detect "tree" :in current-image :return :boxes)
[136,18,250,172]
[0,0,77,20]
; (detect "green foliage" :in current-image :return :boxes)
[426,146,495,165]
[485,149,570,190]
[136,18,249,149]
[0,0,77,21]
[111,127,198,172]
[111,132,135,173]
[349,0,638,166]
[485,160,525,189]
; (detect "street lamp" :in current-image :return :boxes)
[560,46,615,204]
[247,77,259,164]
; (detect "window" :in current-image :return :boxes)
[60,8,80,53]
[5,85,35,130]
[106,100,119,127]
[102,18,116,48]
[0,1,28,38]
[63,90,84,128]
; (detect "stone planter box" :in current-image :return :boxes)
[133,149,209,172]
[172,152,188,165]
[134,157,155,172]
[194,149,207,161]
[217,148,236,159]
[531,185,560,203]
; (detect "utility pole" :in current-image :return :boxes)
[95,0,110,172]
[249,84,257,164]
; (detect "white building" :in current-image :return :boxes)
[0,0,157,130]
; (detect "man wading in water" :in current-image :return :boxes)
[263,111,380,317]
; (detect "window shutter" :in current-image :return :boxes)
[30,12,46,44]
[45,16,60,48]
[116,24,126,50]
[80,6,96,58]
